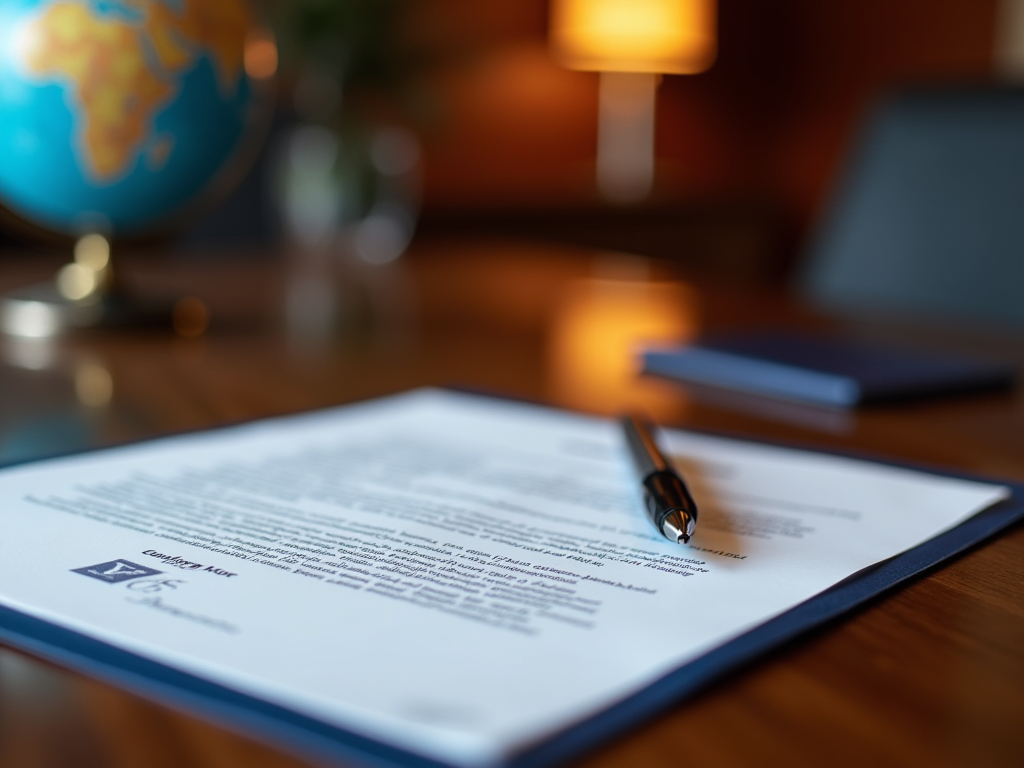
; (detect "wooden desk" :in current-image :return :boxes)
[1,240,1022,768]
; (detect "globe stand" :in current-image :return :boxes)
[0,234,203,338]
[0,282,181,338]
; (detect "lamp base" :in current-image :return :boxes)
[0,282,175,338]
[597,72,657,203]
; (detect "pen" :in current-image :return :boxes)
[621,414,698,544]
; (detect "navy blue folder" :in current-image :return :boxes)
[0,404,1022,768]
[643,332,1016,408]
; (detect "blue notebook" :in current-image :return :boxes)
[0,392,1020,768]
[642,332,1016,408]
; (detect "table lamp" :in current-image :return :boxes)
[550,0,716,202]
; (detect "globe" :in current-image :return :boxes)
[0,0,271,236]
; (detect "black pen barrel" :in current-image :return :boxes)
[621,414,699,543]
[622,415,670,476]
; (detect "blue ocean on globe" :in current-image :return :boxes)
[0,0,264,235]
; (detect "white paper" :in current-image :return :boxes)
[0,390,1009,765]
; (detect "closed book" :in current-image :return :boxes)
[642,332,1016,408]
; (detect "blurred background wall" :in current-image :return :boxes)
[0,0,1013,284]
[417,0,995,215]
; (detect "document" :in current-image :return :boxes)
[0,390,1009,766]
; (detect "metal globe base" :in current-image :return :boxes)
[0,235,208,338]
[0,281,177,338]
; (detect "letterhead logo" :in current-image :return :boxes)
[71,559,163,583]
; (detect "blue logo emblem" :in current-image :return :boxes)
[71,560,162,583]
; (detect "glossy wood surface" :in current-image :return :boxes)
[1,240,1022,768]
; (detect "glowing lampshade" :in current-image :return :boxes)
[550,0,716,203]
[551,0,716,74]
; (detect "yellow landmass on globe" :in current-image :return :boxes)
[24,3,171,181]
[23,0,251,183]
[145,1,249,96]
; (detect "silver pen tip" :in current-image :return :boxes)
[661,510,694,544]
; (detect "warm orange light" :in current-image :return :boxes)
[551,0,716,74]
[244,30,278,80]
[547,273,699,414]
